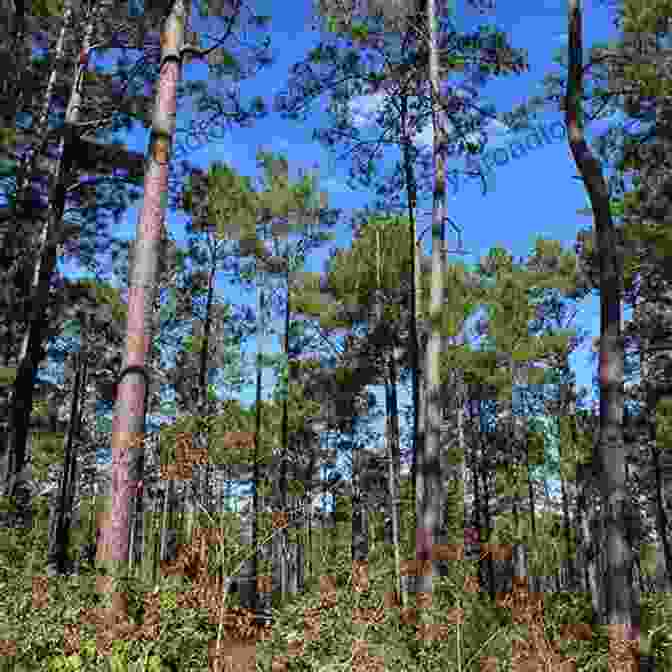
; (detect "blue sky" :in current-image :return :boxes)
[54,0,629,496]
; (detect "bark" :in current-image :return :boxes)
[577,462,605,623]
[238,497,257,611]
[304,431,316,583]
[640,306,672,593]
[480,451,496,599]
[566,0,639,640]
[188,262,217,532]
[559,379,578,591]
[274,269,291,601]
[183,461,196,546]
[386,350,405,606]
[401,83,422,528]
[559,466,575,591]
[46,314,88,575]
[141,484,158,584]
[248,278,265,613]
[504,362,528,587]
[468,402,485,589]
[509,467,527,587]
[524,429,536,591]
[286,465,304,597]
[159,478,175,566]
[575,481,589,596]
[98,0,189,624]
[438,342,466,574]
[219,465,225,514]
[351,439,369,564]
[415,0,445,600]
[127,444,146,576]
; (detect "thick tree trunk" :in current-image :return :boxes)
[566,0,639,645]
[415,0,446,603]
[98,0,188,624]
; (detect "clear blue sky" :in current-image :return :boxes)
[55,0,627,495]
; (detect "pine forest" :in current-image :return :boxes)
[0,0,671,670]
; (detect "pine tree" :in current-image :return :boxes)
[566,0,640,649]
[0,0,155,516]
[98,0,272,625]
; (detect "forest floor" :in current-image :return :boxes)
[0,510,668,671]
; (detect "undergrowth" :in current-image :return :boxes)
[0,498,670,671]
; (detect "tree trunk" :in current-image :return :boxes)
[480,448,496,599]
[438,343,466,575]
[524,431,537,591]
[559,379,578,591]
[469,406,485,591]
[304,430,316,584]
[192,263,216,525]
[274,271,291,602]
[248,277,265,613]
[639,297,672,593]
[415,0,446,603]
[649,411,672,592]
[503,362,528,588]
[0,0,30,126]
[0,0,72,278]
[2,0,78,513]
[351,440,369,568]
[141,485,157,584]
[510,471,528,587]
[98,0,189,623]
[184,459,197,547]
[4,0,133,515]
[566,0,639,644]
[577,462,605,623]
[574,485,589,595]
[401,85,422,541]
[47,321,88,575]
[559,468,575,591]
[386,350,405,606]
[159,477,176,566]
